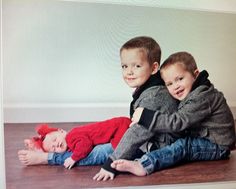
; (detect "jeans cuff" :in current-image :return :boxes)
[139,154,154,175]
[47,152,54,165]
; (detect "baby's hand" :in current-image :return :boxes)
[130,107,144,126]
[64,157,76,169]
[93,168,115,181]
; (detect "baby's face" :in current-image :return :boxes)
[161,63,196,101]
[43,129,67,153]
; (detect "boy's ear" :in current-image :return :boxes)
[151,62,159,74]
[194,69,200,78]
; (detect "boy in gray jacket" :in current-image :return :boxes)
[111,51,235,176]
[93,38,183,181]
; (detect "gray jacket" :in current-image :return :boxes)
[140,71,235,149]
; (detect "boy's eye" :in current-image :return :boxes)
[135,65,141,68]
[121,65,127,69]
[166,82,172,87]
[178,77,184,81]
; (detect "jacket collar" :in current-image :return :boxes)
[130,71,164,117]
[191,70,211,91]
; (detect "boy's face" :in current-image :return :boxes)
[161,62,198,101]
[120,48,158,88]
[42,129,67,153]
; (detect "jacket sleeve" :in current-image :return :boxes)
[110,118,131,149]
[102,157,117,174]
[139,97,211,133]
[70,136,94,162]
[110,124,154,160]
[135,87,177,114]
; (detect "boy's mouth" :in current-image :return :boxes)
[127,77,135,81]
[176,89,184,97]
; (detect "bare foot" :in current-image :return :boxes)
[18,150,48,166]
[111,159,146,176]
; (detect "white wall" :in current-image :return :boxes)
[3,0,236,122]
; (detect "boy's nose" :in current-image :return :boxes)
[127,68,133,75]
[174,83,180,90]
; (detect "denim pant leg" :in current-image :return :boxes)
[78,143,114,165]
[184,137,230,162]
[48,151,72,165]
[139,138,188,174]
[139,137,230,175]
[48,143,114,166]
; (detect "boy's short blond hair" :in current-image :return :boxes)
[160,51,198,76]
[120,36,161,66]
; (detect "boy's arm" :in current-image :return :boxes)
[138,98,211,133]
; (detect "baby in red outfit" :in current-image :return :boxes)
[25,117,130,169]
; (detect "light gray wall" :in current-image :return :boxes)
[3,0,236,122]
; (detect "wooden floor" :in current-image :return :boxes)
[4,123,236,189]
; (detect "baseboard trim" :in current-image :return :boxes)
[3,103,236,123]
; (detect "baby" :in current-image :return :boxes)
[25,116,130,169]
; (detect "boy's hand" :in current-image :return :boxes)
[130,107,144,127]
[93,168,115,181]
[129,121,136,127]
[64,157,76,169]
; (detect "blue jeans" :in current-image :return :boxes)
[48,143,114,166]
[139,137,230,174]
